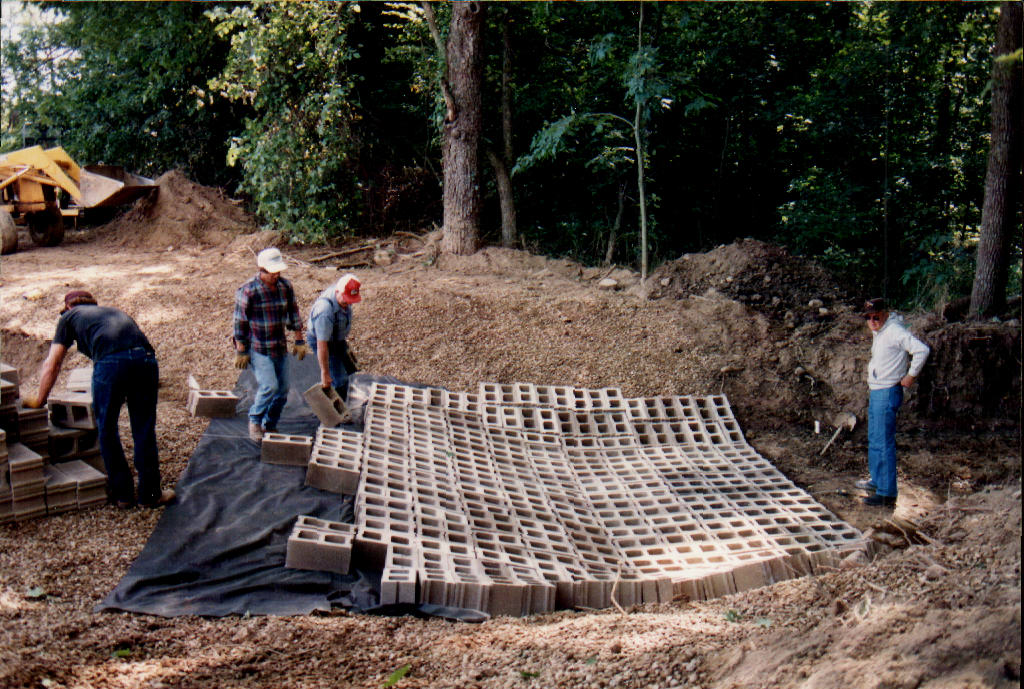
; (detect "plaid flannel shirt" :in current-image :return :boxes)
[233,274,303,357]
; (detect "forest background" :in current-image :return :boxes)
[1,1,1020,311]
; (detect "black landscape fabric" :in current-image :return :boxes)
[97,356,380,617]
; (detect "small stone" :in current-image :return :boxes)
[818,307,830,316]
[598,277,618,290]
[808,298,824,308]
[660,277,671,287]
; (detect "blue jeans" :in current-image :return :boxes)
[868,385,903,498]
[249,351,289,429]
[92,347,160,504]
[307,335,349,398]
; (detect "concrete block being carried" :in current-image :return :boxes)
[303,383,351,427]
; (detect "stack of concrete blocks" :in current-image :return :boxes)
[16,404,50,460]
[285,515,354,574]
[261,432,313,466]
[47,425,102,475]
[0,363,20,440]
[331,380,870,616]
[305,427,362,494]
[0,429,10,524]
[48,460,107,509]
[7,442,46,521]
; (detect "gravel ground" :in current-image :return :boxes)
[0,228,1019,689]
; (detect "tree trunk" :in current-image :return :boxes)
[605,182,627,266]
[496,19,518,248]
[487,149,517,248]
[441,1,485,256]
[970,1,1022,317]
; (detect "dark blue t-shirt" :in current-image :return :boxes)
[53,305,154,361]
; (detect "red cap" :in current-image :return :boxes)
[337,274,361,304]
[62,290,97,314]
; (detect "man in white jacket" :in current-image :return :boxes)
[859,298,930,507]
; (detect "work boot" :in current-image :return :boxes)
[140,489,176,508]
[863,493,896,508]
[263,422,278,434]
[249,421,263,442]
[854,478,877,491]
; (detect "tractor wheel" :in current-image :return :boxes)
[28,208,65,247]
[0,209,17,255]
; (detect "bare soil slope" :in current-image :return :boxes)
[0,175,1019,689]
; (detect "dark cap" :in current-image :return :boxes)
[62,290,97,314]
[861,297,886,315]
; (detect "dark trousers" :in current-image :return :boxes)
[92,347,161,504]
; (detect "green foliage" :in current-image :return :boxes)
[2,0,1005,304]
[3,2,242,187]
[383,663,410,687]
[209,2,362,241]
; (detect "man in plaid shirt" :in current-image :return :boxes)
[233,248,309,441]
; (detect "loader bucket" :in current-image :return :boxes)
[80,165,157,208]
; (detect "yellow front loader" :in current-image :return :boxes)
[0,145,156,254]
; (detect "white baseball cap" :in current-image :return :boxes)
[257,247,287,273]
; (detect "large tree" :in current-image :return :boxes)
[440,1,485,255]
[970,1,1022,317]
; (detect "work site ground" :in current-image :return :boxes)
[0,174,1019,689]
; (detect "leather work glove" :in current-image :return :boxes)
[234,352,250,369]
[23,396,44,409]
[292,341,309,361]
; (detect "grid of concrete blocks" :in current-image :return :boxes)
[0,363,107,524]
[285,381,870,616]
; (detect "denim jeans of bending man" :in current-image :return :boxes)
[249,351,289,429]
[92,347,161,505]
[867,384,903,499]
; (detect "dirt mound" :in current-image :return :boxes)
[648,238,852,319]
[96,170,256,249]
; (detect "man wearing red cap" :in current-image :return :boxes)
[26,291,174,508]
[305,273,361,400]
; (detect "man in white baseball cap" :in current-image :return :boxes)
[232,247,309,441]
[306,273,361,400]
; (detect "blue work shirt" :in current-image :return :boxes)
[306,285,352,346]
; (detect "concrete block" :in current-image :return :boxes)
[44,465,78,515]
[303,383,351,427]
[0,379,17,407]
[261,433,313,466]
[66,366,93,393]
[0,363,19,386]
[187,390,240,418]
[48,392,96,429]
[47,425,98,461]
[52,459,107,507]
[285,527,352,574]
[0,488,12,525]
[305,453,360,494]
[8,443,44,490]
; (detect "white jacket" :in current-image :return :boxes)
[868,314,930,389]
